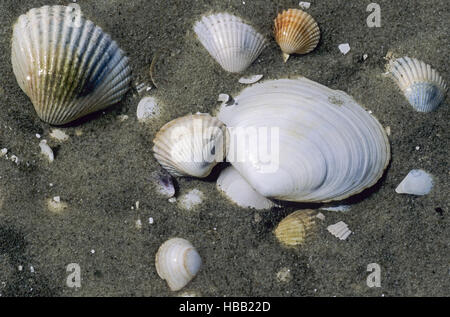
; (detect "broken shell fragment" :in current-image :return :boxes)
[39,140,54,162]
[153,113,228,178]
[137,96,160,122]
[217,166,276,210]
[274,210,316,246]
[395,169,433,196]
[327,221,352,240]
[150,170,175,198]
[50,129,69,142]
[194,13,267,73]
[239,75,263,84]
[274,9,320,62]
[155,238,202,291]
[11,5,131,125]
[388,57,447,112]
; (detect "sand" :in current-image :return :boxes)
[0,0,448,296]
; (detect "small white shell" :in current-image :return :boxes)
[150,170,175,198]
[320,205,351,212]
[155,238,202,291]
[327,221,352,240]
[153,113,228,178]
[338,43,351,55]
[39,140,54,162]
[388,57,447,112]
[217,166,275,210]
[395,169,433,196]
[194,13,267,73]
[137,96,160,122]
[11,5,131,125]
[50,129,69,142]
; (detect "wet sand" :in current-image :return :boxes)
[0,0,448,296]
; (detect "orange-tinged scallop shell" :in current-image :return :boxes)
[274,210,316,246]
[274,9,320,62]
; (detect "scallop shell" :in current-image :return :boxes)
[274,9,320,62]
[11,5,131,125]
[388,57,447,112]
[153,113,228,178]
[327,221,352,240]
[217,166,276,210]
[155,238,202,292]
[194,13,267,73]
[274,210,316,246]
[395,169,433,196]
[218,78,390,202]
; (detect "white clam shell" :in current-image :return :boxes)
[395,169,433,196]
[218,78,390,202]
[155,238,202,292]
[194,13,267,73]
[11,5,131,125]
[388,57,447,112]
[217,166,276,210]
[153,113,228,178]
[327,221,352,240]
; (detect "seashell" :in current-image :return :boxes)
[39,140,54,162]
[155,238,202,291]
[327,221,352,240]
[274,210,316,246]
[395,169,433,196]
[274,9,320,62]
[137,96,160,123]
[153,113,228,178]
[388,57,447,112]
[217,166,276,210]
[218,78,390,203]
[239,74,263,85]
[178,189,204,210]
[11,5,131,125]
[320,205,351,212]
[338,43,351,55]
[150,170,175,198]
[194,13,267,73]
[50,129,69,142]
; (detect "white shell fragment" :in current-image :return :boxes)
[137,96,160,122]
[217,166,275,210]
[298,2,311,9]
[315,212,325,221]
[218,78,390,203]
[194,13,267,73]
[327,221,352,240]
[39,140,54,162]
[153,113,228,178]
[218,94,230,103]
[50,129,69,142]
[46,196,68,213]
[11,5,131,125]
[151,170,175,198]
[320,205,351,212]
[395,169,433,196]
[155,238,202,291]
[239,75,263,84]
[338,43,351,55]
[388,57,447,112]
[179,189,204,210]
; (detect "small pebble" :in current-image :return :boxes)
[148,217,154,224]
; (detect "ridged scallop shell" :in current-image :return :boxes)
[155,238,202,292]
[388,57,447,112]
[274,9,320,62]
[11,5,131,125]
[217,166,276,210]
[194,13,267,73]
[395,169,433,196]
[153,113,228,178]
[218,78,390,202]
[274,210,316,246]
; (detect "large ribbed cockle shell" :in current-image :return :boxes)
[388,57,447,112]
[274,8,320,62]
[155,238,202,292]
[218,78,391,203]
[193,12,267,73]
[153,113,228,178]
[11,5,131,125]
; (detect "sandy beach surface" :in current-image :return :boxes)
[0,0,448,296]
